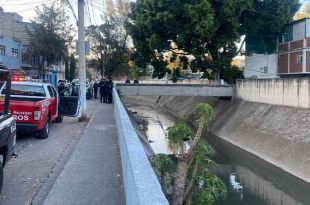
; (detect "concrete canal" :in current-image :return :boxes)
[123,97,310,205]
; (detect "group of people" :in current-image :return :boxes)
[125,78,139,84]
[93,78,114,104]
[57,80,79,97]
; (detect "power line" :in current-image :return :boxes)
[14,0,56,13]
[88,0,100,25]
[85,0,93,26]
[5,0,52,6]
[63,0,78,23]
[1,0,10,7]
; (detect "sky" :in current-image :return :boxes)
[1,0,106,26]
[1,0,308,27]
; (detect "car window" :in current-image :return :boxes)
[2,84,46,97]
[47,86,54,97]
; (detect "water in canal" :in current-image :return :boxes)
[126,102,310,205]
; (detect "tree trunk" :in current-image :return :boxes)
[160,171,166,194]
[184,189,193,205]
[100,52,104,76]
[172,120,205,205]
[184,161,198,205]
[172,158,190,205]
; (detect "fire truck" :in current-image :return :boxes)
[0,77,80,139]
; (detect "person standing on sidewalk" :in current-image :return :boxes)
[99,78,106,103]
[93,80,99,99]
[107,77,114,103]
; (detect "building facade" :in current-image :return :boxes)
[0,7,65,85]
[0,37,22,69]
[278,18,310,76]
[245,18,310,79]
[244,53,278,79]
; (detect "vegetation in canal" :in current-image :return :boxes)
[150,103,226,205]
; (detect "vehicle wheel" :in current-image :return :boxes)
[38,118,50,139]
[0,163,3,194]
[55,115,63,123]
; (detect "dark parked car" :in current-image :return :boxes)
[0,67,17,193]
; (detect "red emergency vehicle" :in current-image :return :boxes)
[0,79,80,139]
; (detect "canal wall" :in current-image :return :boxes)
[236,78,310,108]
[138,95,310,184]
[113,90,169,205]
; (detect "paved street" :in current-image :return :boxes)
[0,100,99,205]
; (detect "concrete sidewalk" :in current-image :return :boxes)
[43,103,124,205]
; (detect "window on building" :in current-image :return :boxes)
[297,55,303,64]
[0,46,5,56]
[11,48,19,59]
[263,66,268,74]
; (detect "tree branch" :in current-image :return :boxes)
[169,48,188,55]
[237,38,246,54]
[183,161,199,204]
[185,119,204,157]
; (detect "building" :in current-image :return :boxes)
[244,53,278,79]
[0,37,22,69]
[0,7,65,85]
[245,18,310,79]
[278,18,310,76]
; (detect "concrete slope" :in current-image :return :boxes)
[211,100,310,183]
[123,96,310,183]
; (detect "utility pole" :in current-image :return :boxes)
[78,0,87,120]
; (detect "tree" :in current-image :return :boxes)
[26,4,73,73]
[127,0,299,80]
[87,0,131,77]
[221,66,244,84]
[151,103,226,205]
[242,0,300,55]
[68,54,77,81]
[65,57,69,81]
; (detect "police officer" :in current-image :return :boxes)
[107,77,114,104]
[93,80,99,99]
[99,78,106,103]
[58,81,66,96]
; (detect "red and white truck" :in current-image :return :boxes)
[0,80,80,139]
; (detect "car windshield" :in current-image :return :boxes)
[1,84,46,97]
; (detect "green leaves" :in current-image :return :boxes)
[86,7,131,77]
[192,171,227,205]
[27,4,73,65]
[150,154,175,174]
[127,0,300,80]
[193,103,215,131]
[167,124,195,146]
[241,0,300,54]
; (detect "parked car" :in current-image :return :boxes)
[0,68,17,193]
[0,79,80,139]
